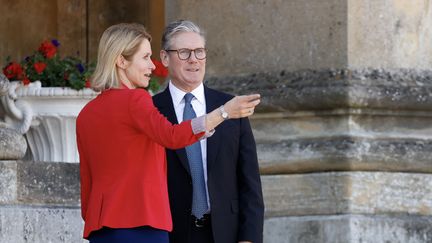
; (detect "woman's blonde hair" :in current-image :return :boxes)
[91,23,152,91]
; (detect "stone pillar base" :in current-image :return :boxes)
[264,214,432,243]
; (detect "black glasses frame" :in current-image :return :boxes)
[165,48,207,60]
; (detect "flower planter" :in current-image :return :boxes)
[2,81,98,162]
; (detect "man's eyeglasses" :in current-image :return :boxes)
[165,48,207,60]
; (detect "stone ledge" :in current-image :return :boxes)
[206,68,432,112]
[257,137,432,174]
[251,113,432,174]
[264,214,432,243]
[262,172,432,217]
[0,205,84,243]
[0,161,79,205]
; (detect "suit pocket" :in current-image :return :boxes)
[231,199,239,214]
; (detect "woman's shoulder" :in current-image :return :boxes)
[102,87,151,98]
[126,88,154,109]
[131,87,151,95]
[89,88,152,109]
[129,88,152,101]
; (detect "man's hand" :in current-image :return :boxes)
[224,94,261,118]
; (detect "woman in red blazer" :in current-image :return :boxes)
[76,23,260,243]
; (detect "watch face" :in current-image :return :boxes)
[220,106,228,119]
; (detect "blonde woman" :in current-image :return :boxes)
[76,23,260,243]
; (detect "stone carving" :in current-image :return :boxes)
[0,74,28,159]
[0,74,33,134]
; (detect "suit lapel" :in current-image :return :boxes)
[157,88,191,174]
[205,86,223,173]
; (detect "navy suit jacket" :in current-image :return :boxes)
[153,85,264,243]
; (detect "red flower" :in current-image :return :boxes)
[22,76,30,85]
[85,79,91,88]
[38,40,57,58]
[3,62,23,80]
[33,62,47,74]
[152,59,168,77]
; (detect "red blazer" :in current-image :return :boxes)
[76,88,203,239]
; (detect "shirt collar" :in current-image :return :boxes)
[169,81,205,106]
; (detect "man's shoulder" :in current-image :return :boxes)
[204,85,234,101]
[152,88,168,106]
[152,89,166,99]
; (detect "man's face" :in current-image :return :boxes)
[161,32,206,92]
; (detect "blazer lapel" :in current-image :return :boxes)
[157,88,191,174]
[204,86,223,173]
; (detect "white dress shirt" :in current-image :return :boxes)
[168,81,211,210]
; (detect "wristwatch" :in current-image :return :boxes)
[220,105,229,120]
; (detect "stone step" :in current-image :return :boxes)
[264,214,432,243]
[0,205,84,243]
[0,160,79,206]
[262,172,432,217]
[251,113,432,174]
[2,205,430,243]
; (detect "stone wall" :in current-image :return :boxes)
[206,68,432,242]
[0,127,84,242]
[348,1,432,69]
[165,0,432,76]
[0,160,83,243]
[167,0,432,242]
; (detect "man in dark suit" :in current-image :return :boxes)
[153,20,264,243]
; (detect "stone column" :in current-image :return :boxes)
[166,0,432,242]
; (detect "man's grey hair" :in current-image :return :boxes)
[161,20,206,50]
